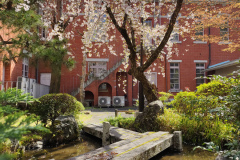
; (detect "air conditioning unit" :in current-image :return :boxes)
[98,96,111,108]
[112,96,125,107]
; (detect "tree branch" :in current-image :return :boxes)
[106,5,137,70]
[0,35,17,63]
[122,13,128,28]
[141,0,183,71]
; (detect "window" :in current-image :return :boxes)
[171,20,180,42]
[220,22,229,41]
[99,83,108,92]
[196,63,205,86]
[88,61,107,77]
[170,63,180,90]
[91,11,107,42]
[144,72,157,87]
[40,73,51,86]
[144,19,152,46]
[195,21,204,41]
[38,8,47,39]
[22,57,29,78]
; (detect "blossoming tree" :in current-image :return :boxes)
[82,0,183,105]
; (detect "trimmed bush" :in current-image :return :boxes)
[196,76,237,97]
[30,93,84,127]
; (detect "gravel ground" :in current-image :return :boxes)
[82,106,138,125]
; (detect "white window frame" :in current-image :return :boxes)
[196,63,205,86]
[22,57,29,78]
[170,63,180,91]
[88,61,107,78]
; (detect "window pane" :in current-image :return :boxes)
[196,69,201,73]
[175,84,179,89]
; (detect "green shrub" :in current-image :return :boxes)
[158,92,173,105]
[0,105,49,159]
[105,116,135,130]
[0,88,34,106]
[170,91,197,114]
[157,109,234,146]
[196,76,238,96]
[30,93,84,127]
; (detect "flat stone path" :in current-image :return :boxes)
[82,107,137,125]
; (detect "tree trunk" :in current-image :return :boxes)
[132,70,158,104]
[49,62,62,93]
[79,52,86,103]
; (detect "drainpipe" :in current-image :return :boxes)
[1,62,5,90]
[207,27,212,81]
[207,27,211,68]
[165,54,168,92]
[35,60,39,83]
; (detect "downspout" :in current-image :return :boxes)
[35,60,39,82]
[2,62,5,90]
[207,27,211,68]
[207,27,212,81]
[165,54,168,92]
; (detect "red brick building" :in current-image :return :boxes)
[1,2,239,107]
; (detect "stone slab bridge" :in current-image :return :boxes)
[68,123,182,160]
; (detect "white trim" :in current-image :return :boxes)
[194,60,208,63]
[86,58,109,62]
[169,62,180,90]
[168,60,182,63]
[193,41,207,44]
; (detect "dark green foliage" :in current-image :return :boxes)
[0,88,49,159]
[0,105,50,160]
[0,88,34,106]
[31,93,85,127]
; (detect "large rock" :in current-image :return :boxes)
[44,115,80,146]
[215,154,231,160]
[134,100,164,132]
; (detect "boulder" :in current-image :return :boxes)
[44,115,80,146]
[215,154,231,160]
[25,141,43,150]
[134,100,164,132]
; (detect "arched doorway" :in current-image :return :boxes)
[84,91,94,106]
[98,82,112,97]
